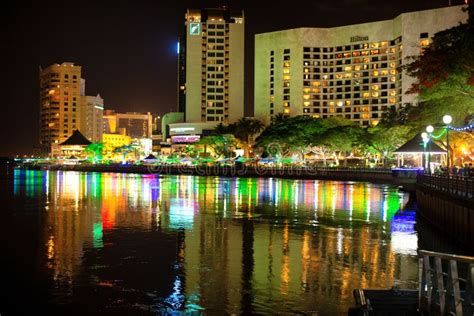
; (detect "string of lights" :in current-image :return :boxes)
[430,128,447,140]
[448,124,474,132]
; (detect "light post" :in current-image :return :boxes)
[421,132,428,172]
[443,115,452,168]
[426,125,434,174]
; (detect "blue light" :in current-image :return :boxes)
[176,42,180,54]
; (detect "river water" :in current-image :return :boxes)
[0,168,458,315]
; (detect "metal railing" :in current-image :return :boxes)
[417,174,474,200]
[419,250,474,315]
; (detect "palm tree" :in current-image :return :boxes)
[271,113,287,124]
[232,118,265,157]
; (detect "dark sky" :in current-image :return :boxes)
[2,0,465,157]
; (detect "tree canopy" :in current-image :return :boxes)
[405,8,474,128]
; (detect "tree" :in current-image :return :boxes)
[212,118,265,157]
[314,124,367,167]
[197,135,237,159]
[255,115,359,163]
[367,125,413,166]
[85,143,104,162]
[404,8,474,129]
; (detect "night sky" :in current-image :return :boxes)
[2,0,466,157]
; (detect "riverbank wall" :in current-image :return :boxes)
[25,164,401,184]
[416,175,474,249]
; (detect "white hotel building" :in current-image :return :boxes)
[178,7,245,124]
[254,5,468,126]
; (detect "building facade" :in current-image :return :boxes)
[161,112,185,140]
[254,5,468,126]
[178,7,244,124]
[103,110,153,139]
[39,62,83,153]
[80,94,104,143]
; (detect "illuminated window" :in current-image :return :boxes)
[390,76,396,82]
[420,39,430,47]
[345,100,351,106]
[371,42,379,48]
[372,85,379,90]
[389,90,396,96]
[363,92,370,98]
[283,68,290,74]
[337,101,343,106]
[284,108,290,114]
[283,62,290,67]
[304,101,310,106]
[371,91,379,97]
[344,66,351,72]
[313,81,321,87]
[389,97,396,104]
[284,102,290,107]
[303,95,310,100]
[283,75,290,80]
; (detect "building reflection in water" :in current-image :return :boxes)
[12,170,419,314]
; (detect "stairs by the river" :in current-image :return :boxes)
[350,250,474,316]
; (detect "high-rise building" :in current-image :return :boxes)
[39,62,83,153]
[254,5,468,126]
[178,7,244,124]
[80,94,104,143]
[103,110,153,139]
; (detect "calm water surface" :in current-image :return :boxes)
[1,169,429,315]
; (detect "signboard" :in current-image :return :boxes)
[190,23,201,35]
[172,135,200,143]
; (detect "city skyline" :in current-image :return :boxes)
[3,0,467,156]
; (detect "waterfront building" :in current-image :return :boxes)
[254,5,468,126]
[53,129,91,158]
[103,110,153,139]
[39,62,83,154]
[102,133,131,154]
[178,7,244,124]
[167,122,216,150]
[161,112,185,140]
[80,94,104,143]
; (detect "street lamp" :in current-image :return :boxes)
[443,115,452,168]
[426,125,434,173]
[421,132,429,172]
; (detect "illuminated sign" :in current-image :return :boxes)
[350,35,369,42]
[189,23,201,35]
[172,135,200,143]
[170,127,195,133]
